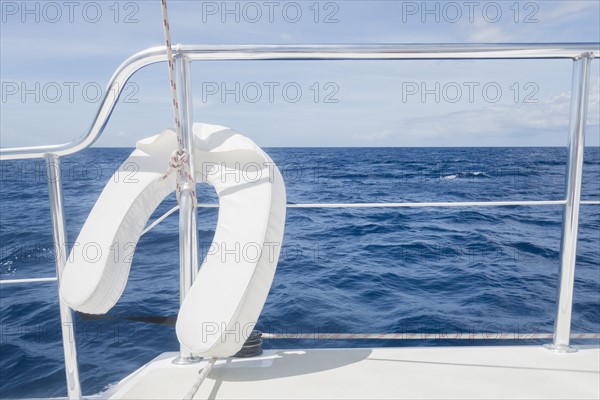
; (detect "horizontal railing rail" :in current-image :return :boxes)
[0,43,598,161]
[0,277,57,284]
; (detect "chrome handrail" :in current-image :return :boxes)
[0,43,598,399]
[547,54,593,353]
[44,154,81,397]
[0,43,599,161]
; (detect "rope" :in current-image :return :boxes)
[161,150,196,204]
[160,0,182,148]
[77,312,176,326]
[183,358,217,400]
[160,0,196,205]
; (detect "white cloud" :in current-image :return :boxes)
[458,1,600,43]
[541,1,599,23]
[352,81,600,146]
[403,100,567,137]
[465,20,518,42]
[353,129,393,142]
[587,75,600,126]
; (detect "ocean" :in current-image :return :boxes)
[1,147,599,398]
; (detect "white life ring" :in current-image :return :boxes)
[60,123,286,356]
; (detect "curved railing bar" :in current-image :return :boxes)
[0,47,166,160]
[0,43,598,161]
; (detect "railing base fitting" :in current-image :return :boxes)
[172,355,203,365]
[544,344,578,354]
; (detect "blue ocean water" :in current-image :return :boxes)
[0,147,599,398]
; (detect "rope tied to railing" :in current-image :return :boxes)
[161,150,196,204]
[160,0,196,205]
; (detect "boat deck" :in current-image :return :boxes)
[104,345,600,399]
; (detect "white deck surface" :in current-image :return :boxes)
[106,345,600,399]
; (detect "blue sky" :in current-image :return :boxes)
[1,0,599,147]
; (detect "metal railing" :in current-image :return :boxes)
[0,43,599,399]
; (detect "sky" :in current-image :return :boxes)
[1,0,599,148]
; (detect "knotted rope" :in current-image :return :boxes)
[161,150,196,203]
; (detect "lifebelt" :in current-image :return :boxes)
[60,123,286,356]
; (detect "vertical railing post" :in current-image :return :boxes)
[44,154,82,399]
[173,54,201,364]
[179,55,199,284]
[546,53,592,353]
